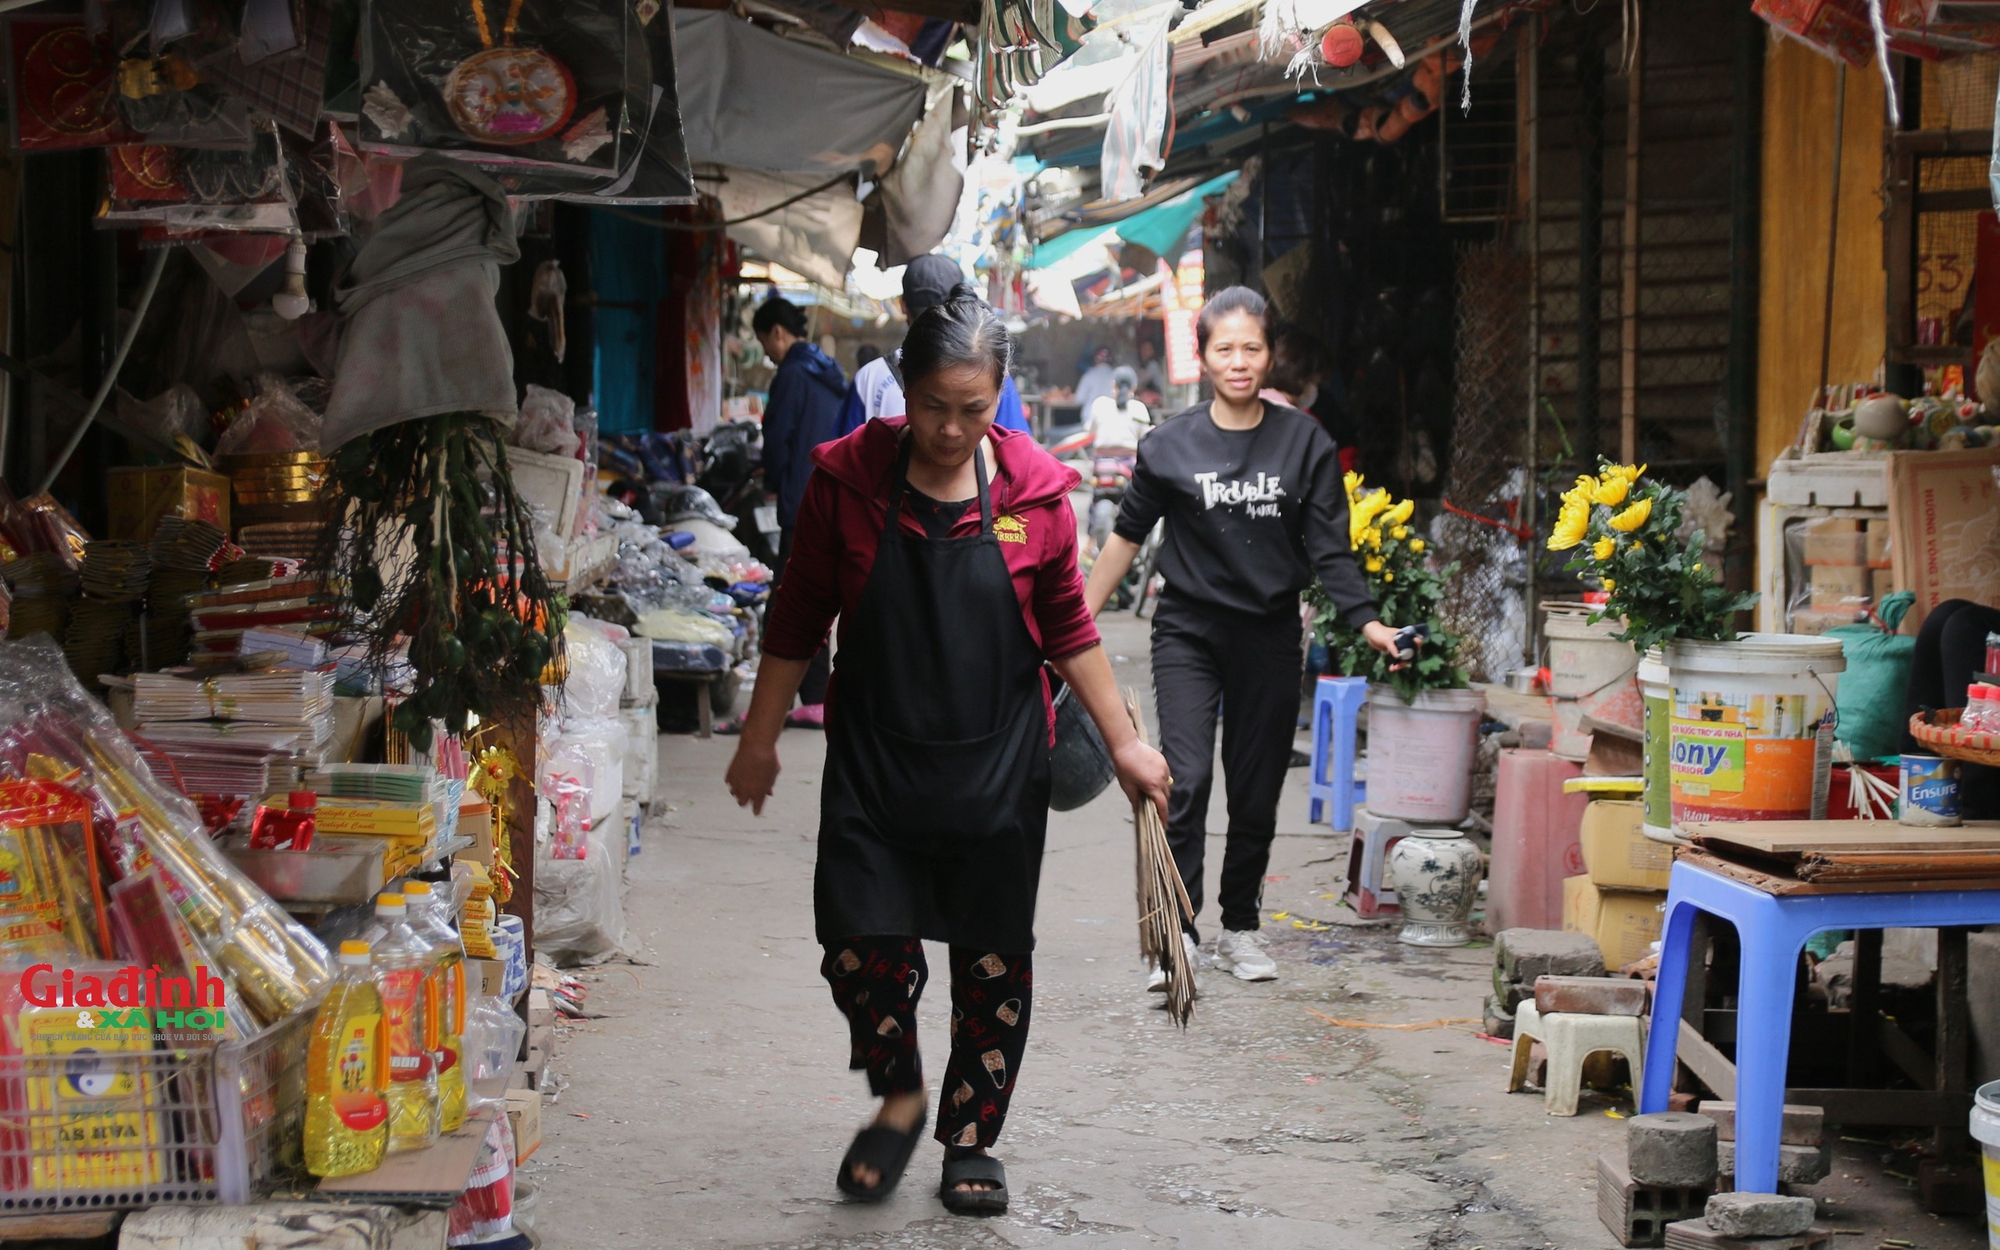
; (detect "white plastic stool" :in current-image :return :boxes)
[1506,1000,1647,1117]
[1343,807,1412,918]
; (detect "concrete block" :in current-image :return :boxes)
[1628,1112,1719,1189]
[1598,1148,1710,1248]
[1496,927,1606,985]
[1664,1220,1833,1249]
[1693,1101,1823,1146]
[1535,974,1650,1016]
[120,1203,406,1250]
[1704,1192,1815,1236]
[1491,967,1535,1012]
[1716,1139,1831,1186]
[1482,992,1515,1040]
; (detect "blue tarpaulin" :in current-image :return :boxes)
[1028,169,1238,269]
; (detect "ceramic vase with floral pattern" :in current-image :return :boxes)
[1385,828,1483,947]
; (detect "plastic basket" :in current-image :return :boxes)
[0,1005,312,1212]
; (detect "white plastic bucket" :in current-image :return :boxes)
[1971,1080,2000,1247]
[1665,634,1845,826]
[1365,685,1486,823]
[1545,606,1641,762]
[1638,649,1677,844]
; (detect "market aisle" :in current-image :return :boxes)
[528,614,1629,1249]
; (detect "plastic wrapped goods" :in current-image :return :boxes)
[533,831,624,966]
[560,619,625,721]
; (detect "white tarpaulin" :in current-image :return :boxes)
[880,82,966,267]
[1100,16,1172,201]
[718,168,865,289]
[673,10,927,175]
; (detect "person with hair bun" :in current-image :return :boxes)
[726,284,1171,1215]
[1085,286,1409,986]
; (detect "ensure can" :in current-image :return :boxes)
[1899,753,1963,827]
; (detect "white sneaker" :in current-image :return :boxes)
[1146,932,1200,991]
[1212,928,1277,981]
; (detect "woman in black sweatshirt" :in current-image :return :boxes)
[1083,287,1405,985]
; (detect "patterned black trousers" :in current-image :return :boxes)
[821,938,1033,1150]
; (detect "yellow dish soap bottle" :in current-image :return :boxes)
[402,881,467,1133]
[304,940,388,1178]
[369,893,441,1153]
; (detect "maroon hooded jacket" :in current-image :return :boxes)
[760,418,1102,730]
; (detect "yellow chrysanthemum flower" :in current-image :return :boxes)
[1383,572,1394,582]
[1602,578,1615,592]
[1392,526,1409,540]
[1365,556,1384,573]
[1383,498,1415,529]
[1591,535,1616,561]
[1592,475,1629,507]
[1608,498,1653,532]
[1630,541,1643,552]
[1409,538,1425,553]
[1548,498,1590,551]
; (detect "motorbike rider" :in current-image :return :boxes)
[1082,367,1150,554]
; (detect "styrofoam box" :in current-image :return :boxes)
[1765,449,1890,507]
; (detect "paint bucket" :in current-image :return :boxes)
[1365,685,1485,823]
[1899,753,1963,826]
[1638,649,1680,844]
[1971,1080,2000,1248]
[1544,605,1642,762]
[1665,634,1845,826]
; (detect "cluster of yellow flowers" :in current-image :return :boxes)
[1548,463,1652,556]
[1346,472,1424,585]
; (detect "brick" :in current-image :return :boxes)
[1482,992,1515,1040]
[1490,966,1535,1012]
[1628,1113,1719,1188]
[1495,928,1605,985]
[1693,1101,1823,1146]
[1667,1092,1700,1113]
[1599,1147,1710,1248]
[1704,1192,1815,1236]
[1535,975,1651,1017]
[1663,1219,1833,1250]
[1716,1139,1831,1186]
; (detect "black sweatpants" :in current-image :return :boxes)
[1150,594,1303,938]
[821,938,1033,1149]
[1900,598,2000,818]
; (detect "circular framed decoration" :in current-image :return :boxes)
[444,45,576,146]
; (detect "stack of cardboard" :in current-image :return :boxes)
[1562,800,1672,969]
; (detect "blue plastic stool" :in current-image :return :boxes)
[1640,858,2000,1192]
[1308,676,1368,832]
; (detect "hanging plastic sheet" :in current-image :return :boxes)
[1099,14,1172,202]
[672,10,925,175]
[718,168,864,290]
[880,83,965,267]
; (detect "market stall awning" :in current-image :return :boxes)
[1029,169,1238,268]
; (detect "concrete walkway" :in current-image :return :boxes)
[526,612,1979,1249]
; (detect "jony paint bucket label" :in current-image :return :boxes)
[1670,688,1823,821]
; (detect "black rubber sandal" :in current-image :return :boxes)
[938,1152,1008,1215]
[835,1109,927,1202]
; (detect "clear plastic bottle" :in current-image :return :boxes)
[1967,683,1997,734]
[304,940,388,1178]
[402,881,467,1133]
[368,893,441,1153]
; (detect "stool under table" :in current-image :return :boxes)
[1639,855,2000,1194]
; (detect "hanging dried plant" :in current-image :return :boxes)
[315,412,564,755]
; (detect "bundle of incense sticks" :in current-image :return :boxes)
[1126,690,1195,1027]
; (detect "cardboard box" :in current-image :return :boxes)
[505,1089,541,1162]
[1578,800,1673,891]
[105,466,229,540]
[1808,563,1869,608]
[1870,566,1897,602]
[456,799,494,868]
[1562,875,1665,969]
[1808,516,1864,564]
[1789,606,1864,635]
[1887,447,2000,635]
[1865,518,1893,568]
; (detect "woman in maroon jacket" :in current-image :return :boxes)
[726,287,1171,1215]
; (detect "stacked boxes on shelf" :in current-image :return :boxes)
[1562,800,1671,969]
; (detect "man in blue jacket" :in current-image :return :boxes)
[753,294,845,724]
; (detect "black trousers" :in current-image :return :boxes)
[774,526,832,705]
[821,938,1033,1149]
[1150,595,1303,937]
[1900,598,2000,818]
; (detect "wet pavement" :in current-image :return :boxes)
[526,612,1983,1249]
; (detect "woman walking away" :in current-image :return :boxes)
[1084,286,1410,986]
[726,285,1172,1214]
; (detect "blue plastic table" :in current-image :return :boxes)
[1640,858,2000,1192]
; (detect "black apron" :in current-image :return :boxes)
[813,436,1052,952]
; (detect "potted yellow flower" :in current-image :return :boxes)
[1310,475,1481,826]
